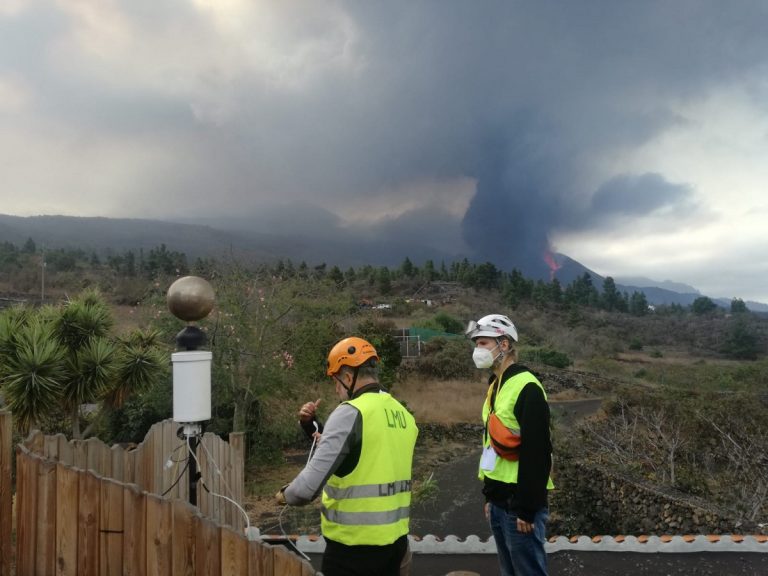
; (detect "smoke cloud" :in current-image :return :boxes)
[3,1,768,297]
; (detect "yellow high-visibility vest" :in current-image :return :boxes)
[479,370,555,489]
[321,391,418,545]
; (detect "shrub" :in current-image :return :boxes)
[432,312,464,334]
[722,317,760,360]
[412,337,474,380]
[357,318,402,386]
[522,347,573,369]
[628,339,643,351]
[413,312,464,335]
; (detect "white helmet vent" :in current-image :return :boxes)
[465,314,518,342]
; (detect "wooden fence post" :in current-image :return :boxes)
[15,449,38,576]
[0,411,12,576]
[78,471,101,576]
[123,484,147,576]
[56,464,79,576]
[36,459,58,575]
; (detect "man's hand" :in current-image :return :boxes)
[516,518,533,534]
[298,398,321,423]
[275,485,288,506]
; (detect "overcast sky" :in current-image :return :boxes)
[2,1,768,302]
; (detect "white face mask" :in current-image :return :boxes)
[472,345,500,369]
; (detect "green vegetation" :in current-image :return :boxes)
[0,290,166,436]
[525,347,573,369]
[409,337,475,380]
[412,471,439,505]
[1,237,767,527]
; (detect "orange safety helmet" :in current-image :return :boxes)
[326,337,379,376]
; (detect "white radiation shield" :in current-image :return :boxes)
[172,350,212,423]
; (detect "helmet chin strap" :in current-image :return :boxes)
[493,339,507,365]
[335,367,360,399]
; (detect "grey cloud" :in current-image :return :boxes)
[588,173,696,223]
[4,1,768,282]
[359,206,469,258]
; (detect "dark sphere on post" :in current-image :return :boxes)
[167,276,215,322]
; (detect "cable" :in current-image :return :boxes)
[278,501,290,538]
[169,441,187,457]
[163,441,188,467]
[159,441,189,498]
[271,422,320,539]
[260,521,282,534]
[306,420,320,465]
[161,459,189,497]
[187,434,252,534]
[199,436,237,501]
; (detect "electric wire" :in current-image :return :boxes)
[306,420,320,464]
[199,436,237,502]
[161,459,190,497]
[277,421,320,540]
[169,441,187,458]
[187,434,252,534]
[278,500,290,538]
[160,441,188,497]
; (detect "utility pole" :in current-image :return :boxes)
[40,245,46,303]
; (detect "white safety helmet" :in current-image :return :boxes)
[465,314,518,342]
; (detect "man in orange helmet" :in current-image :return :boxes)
[276,336,418,576]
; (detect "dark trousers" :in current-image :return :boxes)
[322,534,408,576]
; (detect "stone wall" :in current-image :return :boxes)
[416,423,765,536]
[549,459,764,536]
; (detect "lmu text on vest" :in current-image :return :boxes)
[385,408,408,429]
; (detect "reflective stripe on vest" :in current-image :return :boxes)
[324,479,413,500]
[321,505,411,526]
[321,391,418,546]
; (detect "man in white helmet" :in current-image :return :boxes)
[466,314,554,576]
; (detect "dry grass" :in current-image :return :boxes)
[244,448,313,534]
[394,376,488,424]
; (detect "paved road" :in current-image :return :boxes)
[305,551,768,576]
[411,449,490,539]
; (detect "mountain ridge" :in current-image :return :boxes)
[1,213,765,311]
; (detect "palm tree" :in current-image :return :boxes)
[0,290,167,437]
[0,314,65,433]
[105,329,166,409]
[55,292,116,438]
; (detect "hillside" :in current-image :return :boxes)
[3,212,765,310]
[2,252,767,538]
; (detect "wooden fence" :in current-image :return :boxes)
[1,411,12,576]
[3,414,316,576]
[21,419,246,532]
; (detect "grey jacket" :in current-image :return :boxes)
[283,388,379,505]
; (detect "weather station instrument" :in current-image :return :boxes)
[167,275,215,506]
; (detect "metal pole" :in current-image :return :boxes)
[180,422,202,506]
[188,433,199,506]
[41,247,45,303]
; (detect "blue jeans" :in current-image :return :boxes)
[489,503,549,576]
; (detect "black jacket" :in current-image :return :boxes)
[482,364,552,522]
